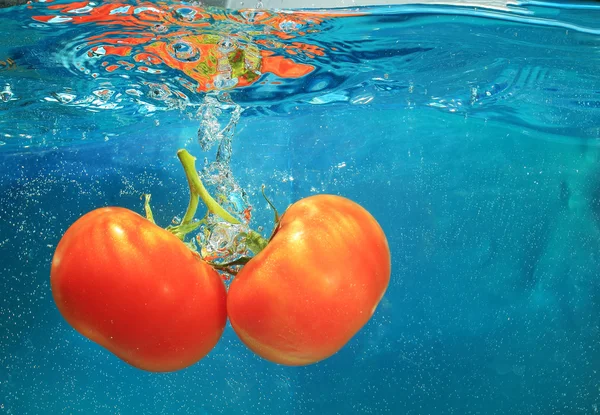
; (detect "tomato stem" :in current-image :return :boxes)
[177,149,241,228]
[142,194,155,224]
[261,185,280,224]
[173,149,270,257]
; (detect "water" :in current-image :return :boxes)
[1,0,600,413]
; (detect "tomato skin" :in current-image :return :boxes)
[51,207,227,372]
[227,195,391,366]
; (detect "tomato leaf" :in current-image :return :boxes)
[244,230,269,255]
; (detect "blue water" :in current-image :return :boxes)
[1,0,600,414]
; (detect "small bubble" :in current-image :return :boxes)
[217,37,236,53]
[170,41,200,62]
[240,9,267,23]
[147,83,171,101]
[174,7,197,22]
[152,24,167,33]
[1,84,14,102]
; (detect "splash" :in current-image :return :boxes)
[193,93,254,273]
[197,93,243,151]
[31,0,328,93]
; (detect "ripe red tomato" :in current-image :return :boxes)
[227,195,391,365]
[51,207,227,372]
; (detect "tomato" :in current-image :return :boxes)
[50,207,227,372]
[227,195,391,366]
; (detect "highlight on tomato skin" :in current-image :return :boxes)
[226,194,391,366]
[50,207,228,372]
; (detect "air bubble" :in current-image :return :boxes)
[169,41,200,62]
[1,85,14,102]
[146,83,172,101]
[152,24,167,33]
[174,7,197,22]
[218,37,236,53]
[240,9,268,23]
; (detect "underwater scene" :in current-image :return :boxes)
[1,0,600,413]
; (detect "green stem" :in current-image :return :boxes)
[180,189,199,226]
[143,194,155,224]
[262,185,280,224]
[177,149,240,226]
[172,149,270,257]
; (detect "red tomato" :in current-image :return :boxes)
[227,195,391,365]
[51,207,227,372]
